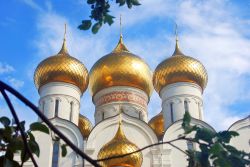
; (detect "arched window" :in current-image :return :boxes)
[52,140,60,167]
[187,141,194,151]
[170,102,174,123]
[69,102,74,121]
[184,100,189,113]
[55,99,59,117]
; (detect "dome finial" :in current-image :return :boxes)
[172,23,184,56]
[175,23,179,46]
[120,14,123,38]
[112,14,129,53]
[58,23,68,55]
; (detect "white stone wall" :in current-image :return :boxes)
[93,86,149,124]
[228,116,250,153]
[18,118,84,167]
[162,119,215,167]
[38,82,81,125]
[160,82,203,128]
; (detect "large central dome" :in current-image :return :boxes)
[89,35,153,97]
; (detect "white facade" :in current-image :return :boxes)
[228,116,250,153]
[23,82,84,167]
[38,82,82,125]
[93,86,149,123]
[160,82,204,128]
[21,73,249,167]
[20,36,250,167]
[84,113,158,167]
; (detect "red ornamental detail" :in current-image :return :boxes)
[96,91,147,108]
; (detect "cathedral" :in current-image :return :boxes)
[21,25,249,167]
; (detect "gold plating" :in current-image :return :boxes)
[89,36,153,97]
[97,121,143,167]
[34,29,89,94]
[78,114,93,139]
[149,111,164,140]
[153,41,208,93]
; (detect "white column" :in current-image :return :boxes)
[38,82,81,125]
[160,82,204,129]
[93,86,149,124]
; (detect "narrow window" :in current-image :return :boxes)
[55,99,59,117]
[198,103,202,119]
[170,102,174,123]
[102,112,105,120]
[42,101,45,113]
[187,141,194,151]
[52,141,60,167]
[184,100,189,113]
[70,102,73,121]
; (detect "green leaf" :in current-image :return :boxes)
[195,128,215,144]
[19,121,25,132]
[61,144,67,157]
[210,142,224,155]
[182,112,193,134]
[30,122,49,134]
[0,117,11,127]
[92,22,102,34]
[216,131,239,143]
[131,0,141,5]
[4,158,20,167]
[2,127,12,143]
[5,147,14,160]
[28,140,40,157]
[104,14,115,25]
[78,20,92,30]
[126,0,133,8]
[9,137,24,152]
[87,0,96,4]
[27,131,35,142]
[116,0,126,6]
[21,150,30,163]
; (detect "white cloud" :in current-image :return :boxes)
[22,0,44,12]
[0,62,14,74]
[6,77,24,89]
[28,0,250,130]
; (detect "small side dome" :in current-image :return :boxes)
[97,121,143,167]
[153,40,208,93]
[149,112,164,140]
[78,114,92,139]
[34,34,89,94]
[89,35,153,97]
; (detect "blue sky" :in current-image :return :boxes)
[0,0,249,130]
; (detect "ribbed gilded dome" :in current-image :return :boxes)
[78,114,93,139]
[34,38,89,94]
[89,35,153,97]
[97,122,142,167]
[149,111,164,140]
[153,40,208,93]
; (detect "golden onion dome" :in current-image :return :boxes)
[89,35,153,97]
[97,121,143,167]
[34,36,89,94]
[78,114,93,139]
[148,111,164,140]
[153,40,208,93]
